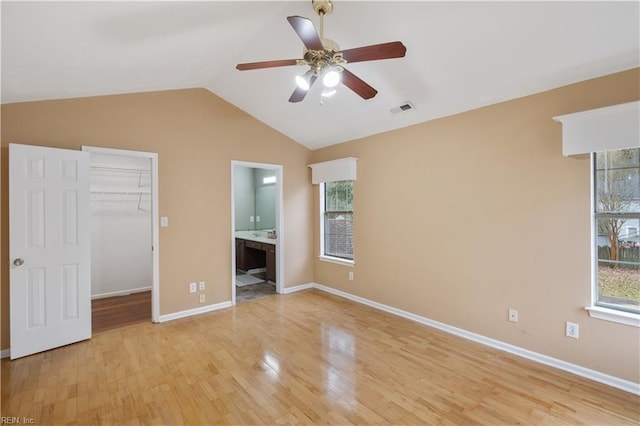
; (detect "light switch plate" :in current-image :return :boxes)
[160,216,169,227]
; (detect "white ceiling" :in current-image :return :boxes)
[2,1,639,150]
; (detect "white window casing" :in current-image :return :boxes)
[309,158,357,265]
[555,102,640,326]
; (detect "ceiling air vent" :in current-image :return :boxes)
[391,102,415,115]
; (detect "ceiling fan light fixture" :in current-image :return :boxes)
[295,75,310,91]
[295,70,314,91]
[321,88,336,98]
[322,66,342,88]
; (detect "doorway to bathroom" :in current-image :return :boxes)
[231,161,284,304]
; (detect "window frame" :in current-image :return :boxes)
[587,150,640,327]
[319,181,355,266]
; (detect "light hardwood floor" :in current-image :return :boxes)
[1,289,638,425]
[92,291,152,334]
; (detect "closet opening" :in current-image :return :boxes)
[83,146,160,332]
[231,161,284,305]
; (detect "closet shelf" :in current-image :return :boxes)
[90,186,151,195]
[91,165,150,174]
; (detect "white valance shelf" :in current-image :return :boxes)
[553,101,639,156]
[308,157,358,184]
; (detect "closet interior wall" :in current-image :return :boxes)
[89,153,152,299]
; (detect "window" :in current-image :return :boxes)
[593,147,639,315]
[321,180,354,262]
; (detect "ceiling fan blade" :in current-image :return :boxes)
[289,75,318,103]
[236,59,299,71]
[341,68,378,100]
[287,16,324,51]
[340,41,407,64]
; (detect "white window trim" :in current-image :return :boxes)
[319,182,355,266]
[585,306,640,327]
[319,255,355,267]
[586,152,640,327]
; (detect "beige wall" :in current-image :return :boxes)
[0,88,315,350]
[311,68,640,383]
[2,70,639,384]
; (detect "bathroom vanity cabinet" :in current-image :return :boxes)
[265,243,276,282]
[235,238,276,282]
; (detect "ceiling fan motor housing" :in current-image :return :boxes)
[302,47,344,73]
[312,0,333,16]
[321,38,340,52]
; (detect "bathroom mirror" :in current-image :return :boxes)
[233,166,276,230]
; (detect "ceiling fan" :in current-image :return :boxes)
[235,0,407,103]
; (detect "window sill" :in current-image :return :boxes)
[318,255,354,267]
[585,306,640,327]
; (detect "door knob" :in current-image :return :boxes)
[13,258,24,267]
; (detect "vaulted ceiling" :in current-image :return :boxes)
[2,1,638,149]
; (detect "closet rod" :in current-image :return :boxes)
[90,190,151,195]
[90,165,150,173]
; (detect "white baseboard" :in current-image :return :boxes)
[159,282,313,321]
[1,348,10,359]
[312,283,640,396]
[282,283,314,294]
[158,301,232,323]
[92,286,152,300]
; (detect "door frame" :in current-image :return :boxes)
[230,161,284,305]
[82,146,160,323]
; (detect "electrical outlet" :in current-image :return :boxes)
[256,216,260,222]
[199,294,206,303]
[250,216,254,222]
[566,321,579,339]
[508,308,518,323]
[348,271,354,281]
[189,282,197,293]
[199,281,205,291]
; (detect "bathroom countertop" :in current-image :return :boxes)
[235,230,277,245]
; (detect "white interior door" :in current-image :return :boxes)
[9,143,91,359]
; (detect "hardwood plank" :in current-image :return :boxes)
[2,290,638,424]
